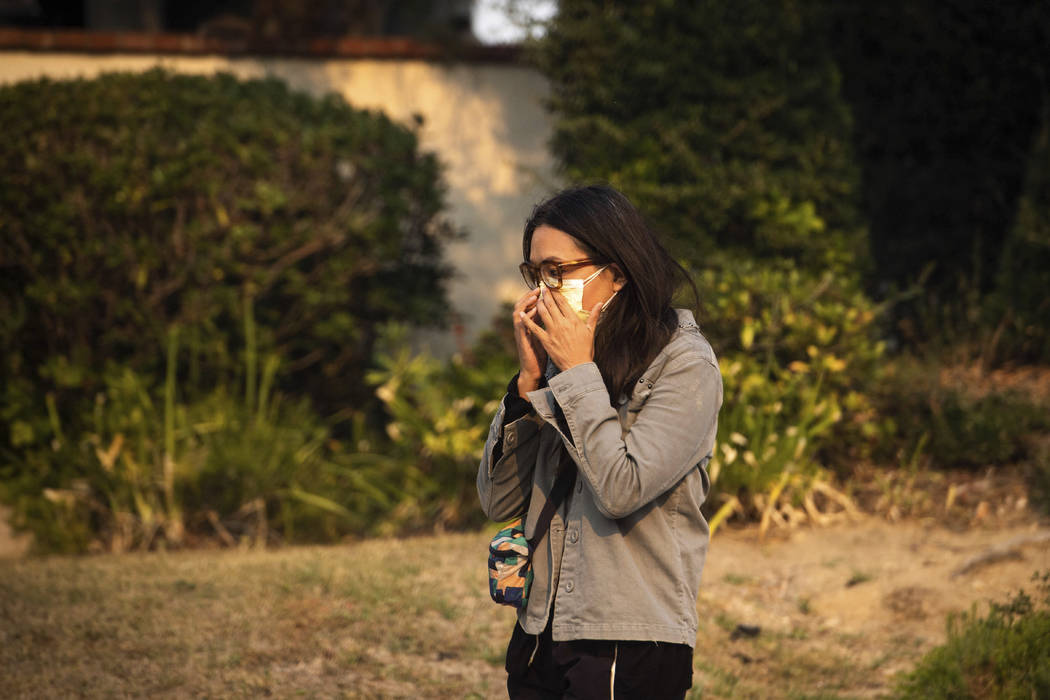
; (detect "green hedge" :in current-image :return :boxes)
[0,68,454,453]
[0,69,458,551]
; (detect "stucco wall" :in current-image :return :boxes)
[0,51,559,347]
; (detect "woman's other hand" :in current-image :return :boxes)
[520,287,604,371]
[513,288,547,399]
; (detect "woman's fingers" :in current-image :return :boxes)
[546,287,588,328]
[514,305,537,327]
[519,310,549,343]
[545,286,571,316]
[539,286,570,325]
[524,286,601,370]
[513,288,540,316]
[513,289,540,332]
[536,292,556,327]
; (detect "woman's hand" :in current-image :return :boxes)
[512,288,547,398]
[519,287,605,371]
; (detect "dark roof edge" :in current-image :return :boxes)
[0,28,523,63]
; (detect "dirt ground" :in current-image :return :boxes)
[2,489,1049,697]
[693,516,1050,696]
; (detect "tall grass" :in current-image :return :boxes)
[2,298,398,552]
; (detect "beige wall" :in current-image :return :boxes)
[0,51,559,348]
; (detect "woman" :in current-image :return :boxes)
[477,185,723,699]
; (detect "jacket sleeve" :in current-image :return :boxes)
[476,376,545,522]
[545,353,722,519]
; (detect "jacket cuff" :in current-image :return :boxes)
[547,362,607,404]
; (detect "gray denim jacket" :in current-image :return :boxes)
[477,309,722,646]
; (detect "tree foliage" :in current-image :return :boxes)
[536,0,864,270]
[825,0,1050,297]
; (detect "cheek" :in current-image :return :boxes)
[583,280,613,308]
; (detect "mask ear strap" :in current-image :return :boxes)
[582,265,608,285]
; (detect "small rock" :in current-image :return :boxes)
[730,623,761,640]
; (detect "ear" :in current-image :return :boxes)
[608,263,627,292]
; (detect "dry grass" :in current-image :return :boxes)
[3,519,1049,699]
[1,533,513,699]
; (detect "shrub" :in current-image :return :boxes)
[706,353,844,533]
[895,571,1050,699]
[361,322,518,534]
[872,360,1050,470]
[0,68,455,469]
[695,256,885,422]
[1,69,458,551]
[0,309,397,553]
[535,0,865,272]
[696,257,887,530]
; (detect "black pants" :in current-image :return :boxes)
[505,617,693,700]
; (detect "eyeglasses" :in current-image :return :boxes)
[519,259,601,290]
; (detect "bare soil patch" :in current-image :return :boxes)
[697,517,1050,697]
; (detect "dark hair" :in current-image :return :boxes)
[523,184,699,403]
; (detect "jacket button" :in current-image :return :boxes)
[565,581,575,593]
[505,432,515,447]
[568,530,579,543]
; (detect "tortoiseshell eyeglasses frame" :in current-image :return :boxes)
[519,259,601,290]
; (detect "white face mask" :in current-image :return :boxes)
[541,265,617,320]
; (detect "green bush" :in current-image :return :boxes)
[706,353,842,531]
[0,308,401,553]
[695,257,887,528]
[872,360,1050,470]
[696,257,885,454]
[361,322,518,534]
[895,571,1050,699]
[0,68,455,465]
[921,391,1047,469]
[0,69,460,551]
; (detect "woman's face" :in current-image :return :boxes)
[529,225,624,312]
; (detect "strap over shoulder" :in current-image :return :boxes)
[527,448,577,549]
